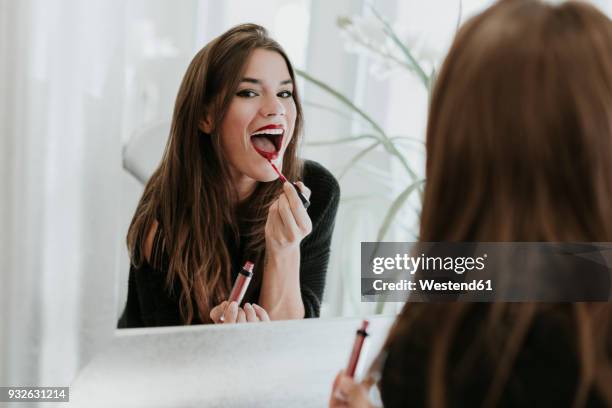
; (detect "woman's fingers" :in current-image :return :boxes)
[252,303,270,321]
[265,183,312,249]
[294,181,311,200]
[329,370,375,408]
[210,301,228,323]
[346,380,375,408]
[211,302,270,324]
[222,301,239,324]
[266,200,282,237]
[330,370,348,407]
[243,303,258,322]
[236,308,246,323]
[282,182,312,236]
[278,194,299,241]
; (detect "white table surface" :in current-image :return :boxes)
[69,316,395,407]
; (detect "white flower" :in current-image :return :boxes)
[338,13,441,82]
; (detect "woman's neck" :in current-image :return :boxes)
[229,167,258,202]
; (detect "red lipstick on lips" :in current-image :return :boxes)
[250,124,310,209]
[250,124,284,160]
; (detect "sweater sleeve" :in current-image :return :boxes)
[299,160,341,318]
[117,261,186,328]
[117,265,144,328]
[117,226,185,328]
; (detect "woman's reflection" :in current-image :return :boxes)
[118,24,340,328]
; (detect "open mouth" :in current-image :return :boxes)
[250,126,284,160]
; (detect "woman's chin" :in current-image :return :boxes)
[261,170,281,183]
[241,152,284,182]
[246,167,280,183]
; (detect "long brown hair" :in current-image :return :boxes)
[382,1,612,407]
[127,24,304,324]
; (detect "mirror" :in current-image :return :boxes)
[116,0,473,329]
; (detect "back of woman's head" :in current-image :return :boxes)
[421,0,612,242]
[382,1,612,407]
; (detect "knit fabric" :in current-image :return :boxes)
[118,160,340,328]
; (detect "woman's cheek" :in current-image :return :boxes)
[287,99,297,118]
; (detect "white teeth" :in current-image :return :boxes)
[251,128,284,136]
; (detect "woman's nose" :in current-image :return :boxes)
[260,95,285,117]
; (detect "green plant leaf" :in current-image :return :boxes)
[350,163,398,187]
[297,69,421,181]
[389,135,425,146]
[428,67,437,100]
[296,69,387,138]
[379,138,420,181]
[338,140,382,179]
[305,134,378,146]
[335,19,419,74]
[371,179,424,314]
[377,179,425,241]
[303,100,354,122]
[418,183,425,203]
[368,4,430,90]
[340,194,376,204]
[456,0,463,33]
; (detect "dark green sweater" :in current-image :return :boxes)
[118,160,340,328]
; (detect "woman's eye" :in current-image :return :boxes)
[278,90,293,98]
[236,90,258,98]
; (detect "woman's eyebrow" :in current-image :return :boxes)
[240,77,293,86]
[241,77,261,84]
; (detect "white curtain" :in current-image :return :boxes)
[0,0,125,388]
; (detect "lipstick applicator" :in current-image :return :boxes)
[268,160,310,209]
[346,320,370,378]
[219,261,254,323]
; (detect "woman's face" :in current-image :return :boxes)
[219,48,297,185]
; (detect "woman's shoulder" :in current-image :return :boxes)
[133,219,169,274]
[143,220,160,265]
[301,160,340,228]
[302,159,340,199]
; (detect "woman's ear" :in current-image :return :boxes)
[199,116,212,134]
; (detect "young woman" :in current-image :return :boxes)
[331,0,612,406]
[118,24,340,327]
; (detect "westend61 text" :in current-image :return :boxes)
[373,279,493,292]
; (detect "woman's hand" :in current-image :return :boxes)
[258,181,311,320]
[329,370,376,408]
[209,301,270,324]
[265,181,312,254]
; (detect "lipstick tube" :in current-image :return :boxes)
[268,161,310,209]
[219,261,255,323]
[290,182,310,209]
[346,320,369,378]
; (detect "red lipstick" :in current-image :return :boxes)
[346,320,369,377]
[255,124,283,132]
[251,124,284,160]
[257,150,277,161]
[269,161,287,183]
[220,261,254,323]
[268,160,310,209]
